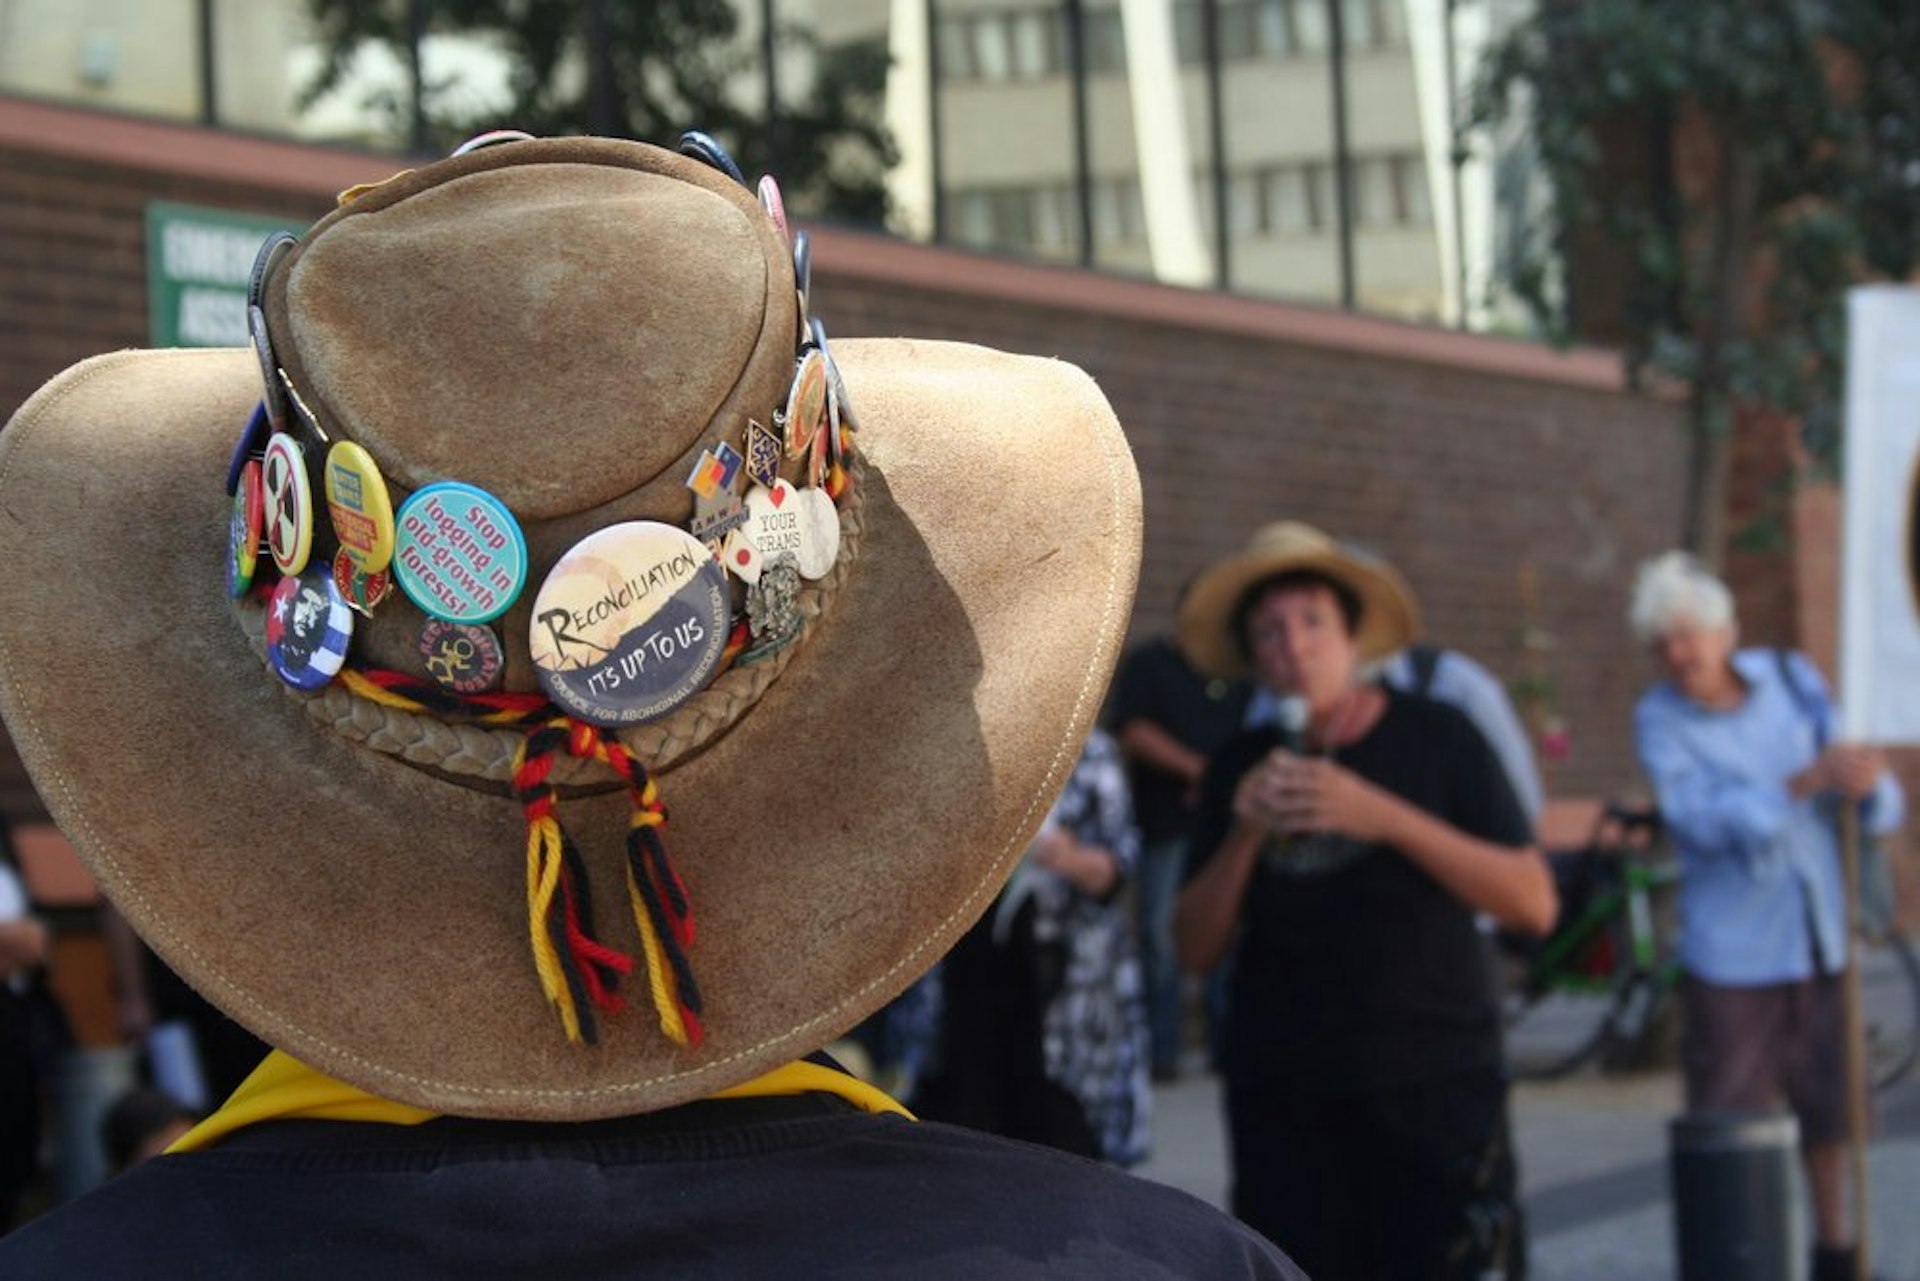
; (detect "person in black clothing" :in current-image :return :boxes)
[1175,521,1557,1280]
[1106,627,1251,1080]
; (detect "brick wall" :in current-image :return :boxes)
[815,240,1692,802]
[0,96,1692,818]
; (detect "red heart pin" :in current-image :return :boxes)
[769,484,786,509]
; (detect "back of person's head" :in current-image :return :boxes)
[1627,550,1736,644]
[0,132,1141,1119]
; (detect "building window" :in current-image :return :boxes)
[1394,154,1432,226]
[1032,185,1076,251]
[1226,172,1262,235]
[1083,9,1127,74]
[971,15,1012,80]
[1263,166,1318,232]
[1351,156,1396,227]
[1342,0,1378,50]
[937,18,975,79]
[1008,9,1057,78]
[1092,179,1144,244]
[1173,3,1206,63]
[1291,0,1330,53]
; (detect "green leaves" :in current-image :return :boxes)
[1471,0,1920,492]
[300,0,893,222]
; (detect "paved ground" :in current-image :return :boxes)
[1134,1063,1920,1280]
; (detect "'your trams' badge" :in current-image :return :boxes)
[528,521,731,727]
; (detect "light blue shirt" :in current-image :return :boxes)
[1634,648,1905,985]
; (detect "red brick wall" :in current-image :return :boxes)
[0,97,1692,816]
[816,246,1691,801]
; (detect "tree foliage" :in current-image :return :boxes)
[301,0,896,224]
[1472,0,1920,552]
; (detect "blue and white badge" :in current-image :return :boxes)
[226,402,271,496]
[392,482,528,624]
[528,522,731,727]
[266,566,354,691]
[678,130,746,186]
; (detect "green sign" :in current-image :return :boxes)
[145,202,307,347]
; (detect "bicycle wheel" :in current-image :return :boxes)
[1859,928,1920,1092]
[1502,912,1637,1081]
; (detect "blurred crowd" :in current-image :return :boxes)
[0,529,1902,1281]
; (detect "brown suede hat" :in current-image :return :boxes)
[0,136,1141,1118]
[1177,520,1419,679]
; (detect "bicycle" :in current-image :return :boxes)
[1502,802,1920,1091]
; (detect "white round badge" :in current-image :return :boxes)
[528,522,731,727]
[723,480,840,585]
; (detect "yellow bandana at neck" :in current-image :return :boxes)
[168,1050,914,1154]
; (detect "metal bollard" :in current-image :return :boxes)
[1669,1110,1802,1281]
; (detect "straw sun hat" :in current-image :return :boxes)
[0,135,1141,1118]
[1177,520,1419,679]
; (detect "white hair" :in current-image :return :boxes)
[1628,551,1736,644]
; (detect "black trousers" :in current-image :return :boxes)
[1225,1064,1525,1281]
[911,906,1098,1160]
[0,993,44,1231]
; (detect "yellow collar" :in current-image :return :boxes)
[169,1050,913,1154]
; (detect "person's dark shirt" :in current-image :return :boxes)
[1187,690,1530,1094]
[0,1093,1304,1279]
[1106,636,1252,845]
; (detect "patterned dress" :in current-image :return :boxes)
[1006,729,1153,1165]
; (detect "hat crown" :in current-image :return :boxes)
[1244,520,1337,558]
[271,143,798,521]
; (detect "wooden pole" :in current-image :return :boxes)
[1839,802,1872,1281]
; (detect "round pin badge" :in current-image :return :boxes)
[792,486,841,580]
[722,479,838,585]
[262,432,314,576]
[678,130,746,186]
[249,304,289,434]
[529,521,731,727]
[247,231,297,313]
[418,620,505,693]
[810,316,859,436]
[331,548,393,616]
[246,232,298,434]
[450,129,533,157]
[226,402,270,495]
[783,349,829,460]
[392,481,528,624]
[324,441,396,573]
[792,230,812,325]
[227,460,266,598]
[265,565,354,691]
[757,174,789,243]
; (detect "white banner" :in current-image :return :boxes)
[1839,285,1920,742]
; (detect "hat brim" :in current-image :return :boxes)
[0,339,1140,1118]
[1177,544,1418,680]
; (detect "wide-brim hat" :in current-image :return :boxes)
[1177,520,1418,679]
[0,137,1141,1119]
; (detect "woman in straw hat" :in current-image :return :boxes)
[1175,521,1556,1280]
[0,134,1301,1277]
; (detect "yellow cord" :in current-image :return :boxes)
[626,862,689,1046]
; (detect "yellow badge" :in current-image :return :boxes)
[324,442,397,574]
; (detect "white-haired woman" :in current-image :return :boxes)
[1630,550,1904,1281]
